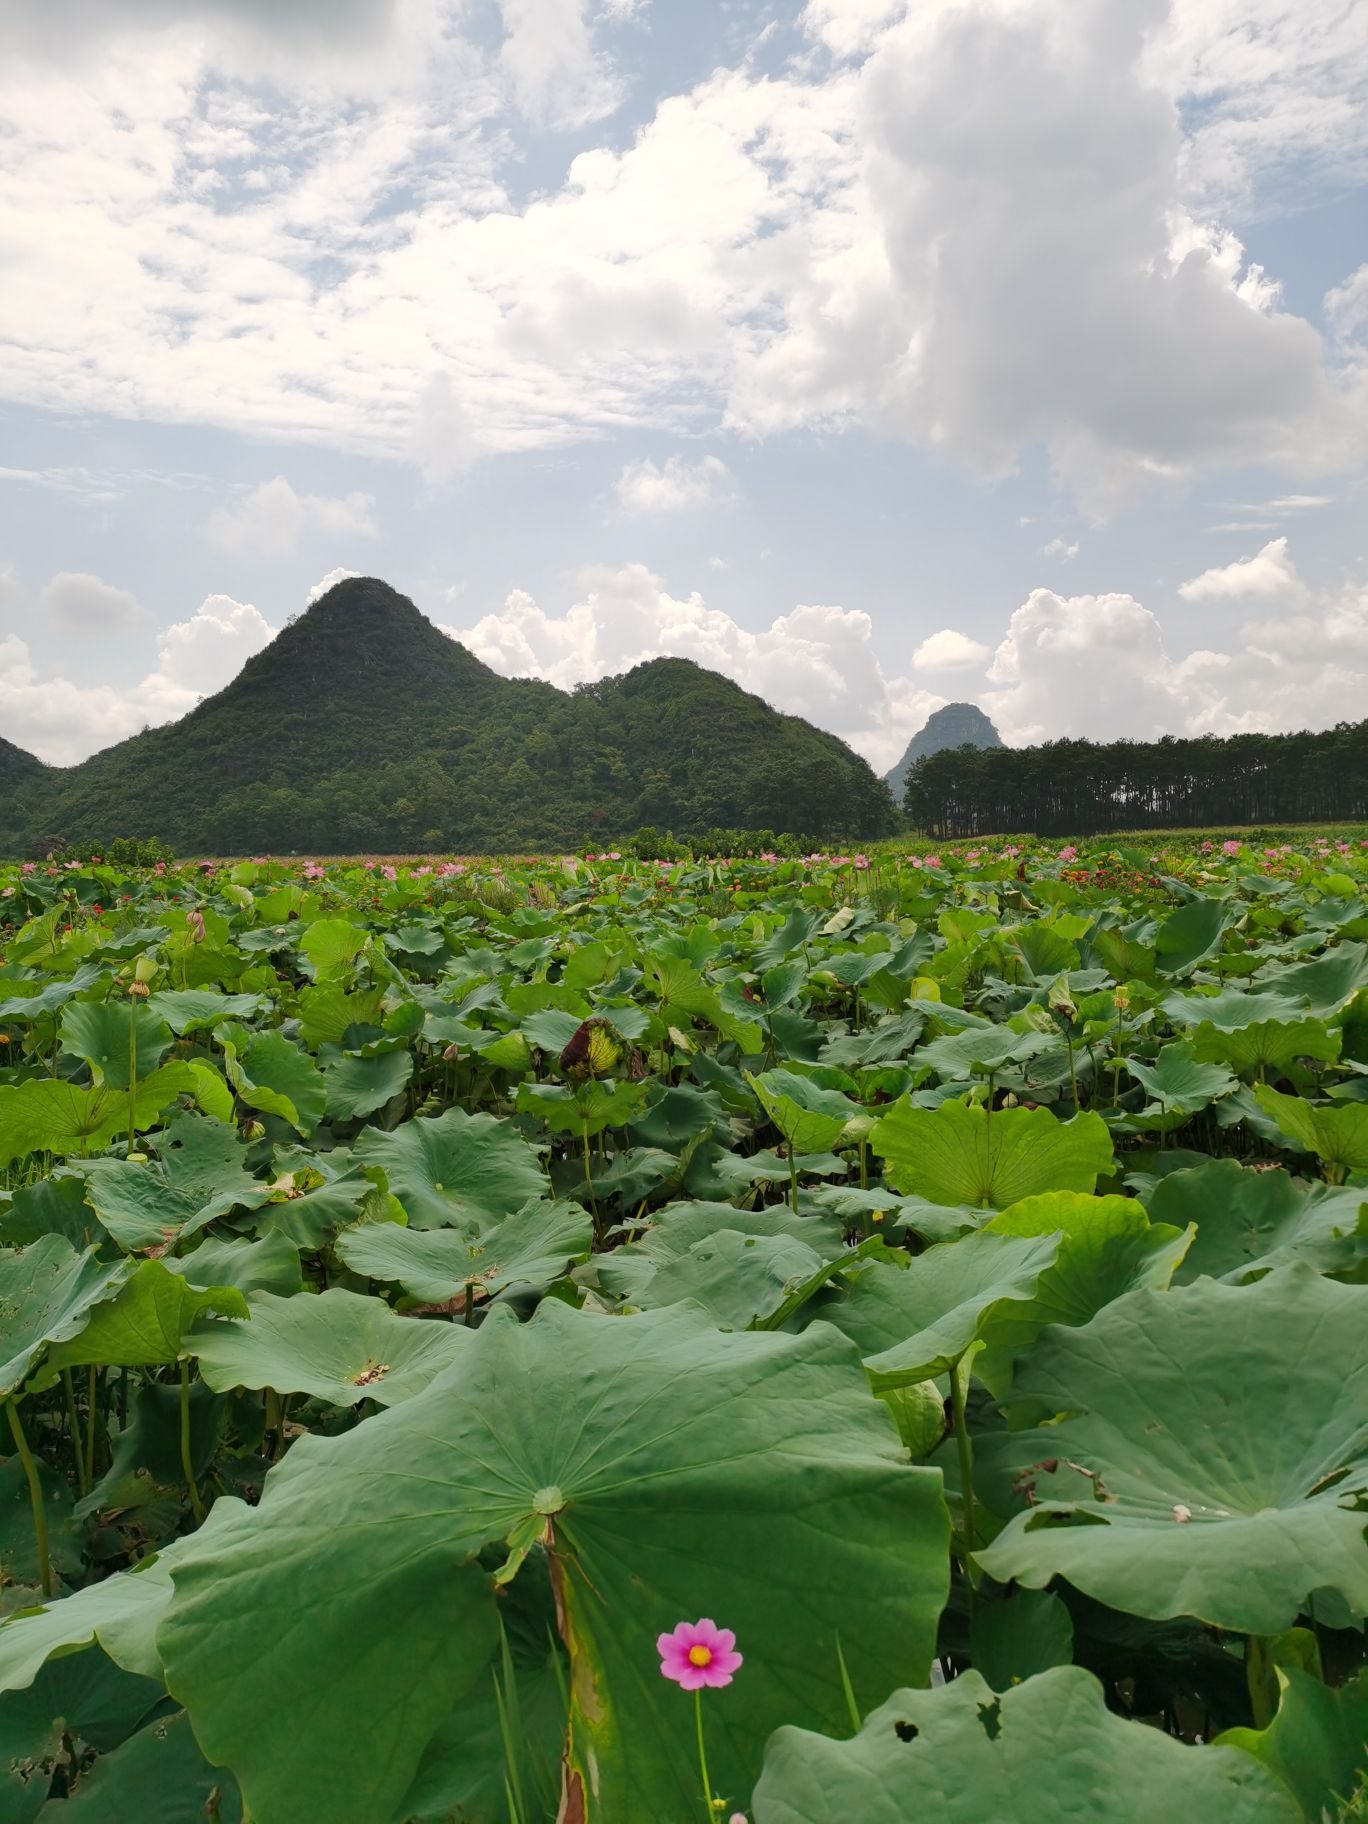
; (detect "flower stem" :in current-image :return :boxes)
[693,1688,715,1823]
[179,1359,204,1525]
[6,1399,52,1597]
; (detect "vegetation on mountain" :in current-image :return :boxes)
[906,723,1368,838]
[883,702,1003,799]
[8,579,898,854]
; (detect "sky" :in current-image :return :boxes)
[0,0,1366,772]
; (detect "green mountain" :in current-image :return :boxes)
[23,577,898,853]
[0,736,49,856]
[884,702,1003,800]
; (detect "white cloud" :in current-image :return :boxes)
[983,543,1368,744]
[410,377,482,486]
[37,571,149,632]
[498,0,621,127]
[308,568,363,604]
[0,590,277,764]
[912,628,991,671]
[1042,538,1079,561]
[203,478,379,556]
[614,454,736,514]
[1177,535,1305,602]
[0,0,1361,509]
[446,562,941,771]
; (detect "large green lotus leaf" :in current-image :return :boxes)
[1147,1160,1368,1283]
[335,1199,592,1304]
[1218,1668,1368,1823]
[0,1237,130,1396]
[191,1287,470,1407]
[614,1228,829,1327]
[157,1303,950,1824]
[69,1114,271,1252]
[918,1026,1059,1081]
[147,990,266,1036]
[1257,942,1368,1017]
[1155,896,1232,976]
[516,1077,651,1139]
[0,1545,186,1692]
[49,1707,243,1824]
[967,1587,1074,1692]
[355,1108,547,1228]
[1125,1041,1237,1111]
[320,1047,413,1120]
[974,1192,1192,1392]
[252,1149,380,1249]
[1190,1017,1341,1076]
[750,1667,1297,1824]
[871,1100,1114,1209]
[36,1260,247,1380]
[0,1177,103,1252]
[975,1268,1368,1634]
[0,1081,138,1166]
[0,964,106,1023]
[164,1232,303,1299]
[298,917,370,977]
[1161,984,1302,1031]
[820,1231,1060,1388]
[746,1069,859,1154]
[57,1001,174,1088]
[605,1200,848,1284]
[1253,1086,1368,1174]
[294,982,385,1049]
[645,951,764,1051]
[220,1027,326,1136]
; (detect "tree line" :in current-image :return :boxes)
[903,720,1368,838]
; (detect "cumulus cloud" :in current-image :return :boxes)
[0,590,277,764]
[203,478,379,556]
[1041,538,1080,561]
[1177,535,1305,602]
[308,568,363,604]
[38,572,149,632]
[983,544,1367,744]
[0,0,1361,507]
[912,629,991,671]
[446,562,941,771]
[614,454,736,514]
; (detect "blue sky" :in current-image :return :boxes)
[0,0,1365,769]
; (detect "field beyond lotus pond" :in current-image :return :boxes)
[0,838,1366,1822]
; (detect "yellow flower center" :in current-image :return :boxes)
[687,1645,714,1668]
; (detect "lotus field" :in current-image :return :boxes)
[1,838,1367,1823]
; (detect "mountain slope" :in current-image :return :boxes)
[28,578,898,852]
[884,702,1003,800]
[0,736,49,855]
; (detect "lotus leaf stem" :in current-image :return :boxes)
[6,1398,53,1597]
[180,1358,205,1524]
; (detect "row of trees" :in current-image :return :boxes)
[903,721,1368,838]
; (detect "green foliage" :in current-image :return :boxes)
[0,834,1363,1819]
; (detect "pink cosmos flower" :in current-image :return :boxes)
[658,1619,742,1690]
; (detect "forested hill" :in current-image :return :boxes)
[21,577,899,853]
[0,737,48,855]
[904,723,1368,837]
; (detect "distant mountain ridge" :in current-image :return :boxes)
[884,702,1003,800]
[9,578,899,854]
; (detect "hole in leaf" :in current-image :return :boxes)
[977,1698,1002,1741]
[893,1720,919,1743]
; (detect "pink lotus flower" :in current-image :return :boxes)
[924,853,942,868]
[658,1619,742,1690]
[1058,845,1077,862]
[1222,840,1241,856]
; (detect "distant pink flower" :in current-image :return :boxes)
[854,854,870,869]
[1058,845,1077,862]
[658,1619,742,1690]
[20,863,35,874]
[908,855,923,869]
[924,854,942,868]
[1004,844,1020,857]
[381,865,397,881]
[1222,840,1241,856]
